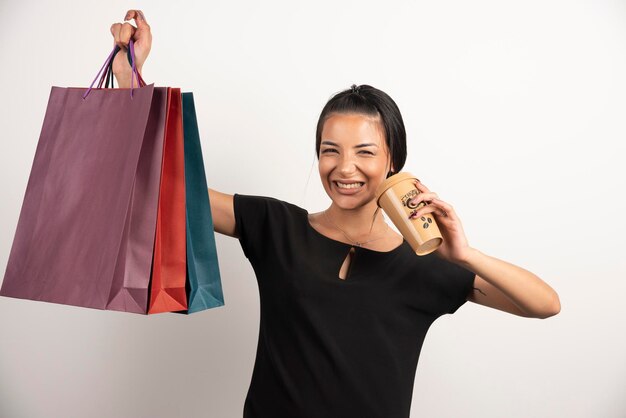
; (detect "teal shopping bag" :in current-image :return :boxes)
[177,92,225,314]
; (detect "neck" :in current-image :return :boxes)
[325,200,387,239]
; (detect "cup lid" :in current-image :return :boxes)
[374,172,418,207]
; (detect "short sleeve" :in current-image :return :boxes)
[430,255,476,315]
[232,193,280,262]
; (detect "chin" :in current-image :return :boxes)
[330,193,376,208]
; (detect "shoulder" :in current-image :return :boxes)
[232,193,304,260]
[233,193,305,227]
[234,193,303,214]
[392,250,475,316]
[402,251,474,292]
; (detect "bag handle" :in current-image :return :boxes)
[98,45,146,90]
[82,39,144,100]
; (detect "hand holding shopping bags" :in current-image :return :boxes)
[1,10,225,314]
[110,10,152,89]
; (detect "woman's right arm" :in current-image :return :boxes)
[209,189,238,238]
[111,11,238,239]
[111,9,151,88]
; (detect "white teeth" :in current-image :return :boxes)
[335,182,364,189]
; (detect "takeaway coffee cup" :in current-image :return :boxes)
[375,172,443,256]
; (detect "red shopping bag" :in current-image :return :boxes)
[147,87,188,314]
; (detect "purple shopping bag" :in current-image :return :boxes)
[1,40,166,313]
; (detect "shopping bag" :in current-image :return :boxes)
[0,40,165,313]
[147,87,188,314]
[175,92,225,314]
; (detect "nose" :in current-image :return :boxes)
[337,153,358,175]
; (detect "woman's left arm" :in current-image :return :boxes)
[409,179,561,319]
[458,248,561,319]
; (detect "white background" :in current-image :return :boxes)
[1,1,625,417]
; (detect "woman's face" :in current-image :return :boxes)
[318,112,394,210]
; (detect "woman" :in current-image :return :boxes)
[112,10,561,417]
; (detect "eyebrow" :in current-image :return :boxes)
[321,141,378,148]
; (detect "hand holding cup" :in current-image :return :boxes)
[407,179,472,263]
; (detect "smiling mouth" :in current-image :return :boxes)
[333,181,365,189]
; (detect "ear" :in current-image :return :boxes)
[385,152,395,176]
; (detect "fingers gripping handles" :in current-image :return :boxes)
[82,39,146,100]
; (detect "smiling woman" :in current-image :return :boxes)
[312,85,408,254]
[109,10,560,418]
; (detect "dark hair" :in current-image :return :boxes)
[315,84,407,179]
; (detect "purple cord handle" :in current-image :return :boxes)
[129,39,138,94]
[82,39,141,100]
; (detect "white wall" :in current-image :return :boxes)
[1,0,624,417]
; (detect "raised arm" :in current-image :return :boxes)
[111,9,151,88]
[110,11,238,239]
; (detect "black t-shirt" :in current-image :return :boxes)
[233,193,475,418]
